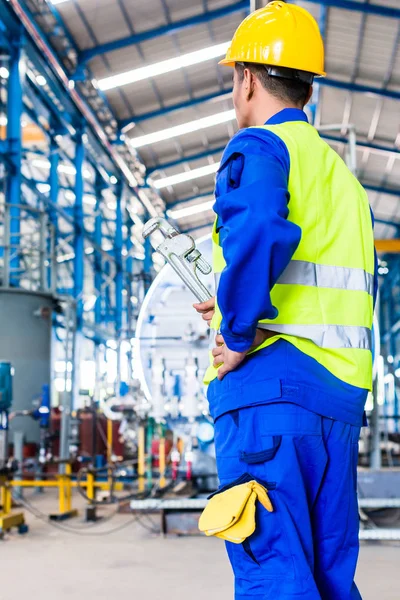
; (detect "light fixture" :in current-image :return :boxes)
[0,67,9,79]
[130,109,236,149]
[98,41,229,91]
[83,295,97,311]
[57,252,75,263]
[110,175,118,184]
[64,190,75,201]
[37,183,51,193]
[167,199,214,220]
[153,162,219,189]
[51,0,70,5]
[36,75,47,86]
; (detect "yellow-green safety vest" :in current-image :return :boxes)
[204,121,375,390]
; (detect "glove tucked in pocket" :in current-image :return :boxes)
[199,478,274,544]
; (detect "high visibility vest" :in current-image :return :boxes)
[204,122,374,390]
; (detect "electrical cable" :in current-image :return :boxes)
[12,493,140,537]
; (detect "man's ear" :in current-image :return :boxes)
[244,68,256,101]
[243,67,252,90]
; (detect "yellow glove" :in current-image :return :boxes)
[199,480,273,544]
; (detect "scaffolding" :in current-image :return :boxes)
[0,0,159,415]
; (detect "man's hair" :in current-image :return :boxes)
[236,62,311,107]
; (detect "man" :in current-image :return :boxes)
[194,2,377,599]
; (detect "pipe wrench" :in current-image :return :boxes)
[142,217,212,303]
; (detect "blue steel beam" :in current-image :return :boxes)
[77,1,249,67]
[5,35,23,287]
[119,91,232,130]
[73,131,85,330]
[115,181,124,340]
[321,77,400,101]
[147,145,226,175]
[48,137,59,289]
[122,76,400,132]
[374,218,400,231]
[363,184,400,198]
[322,134,400,157]
[143,211,153,294]
[307,0,400,19]
[94,172,103,330]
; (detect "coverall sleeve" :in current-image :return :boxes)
[214,129,302,353]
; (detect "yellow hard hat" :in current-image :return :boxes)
[219,1,325,78]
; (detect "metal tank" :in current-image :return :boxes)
[0,289,53,443]
[135,234,213,408]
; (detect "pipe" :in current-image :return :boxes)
[137,424,146,493]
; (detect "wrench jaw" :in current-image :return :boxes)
[142,217,179,243]
[142,217,212,303]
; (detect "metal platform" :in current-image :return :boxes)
[360,529,400,541]
[130,497,400,511]
[130,498,400,539]
[130,498,207,510]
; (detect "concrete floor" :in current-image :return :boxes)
[1,492,399,600]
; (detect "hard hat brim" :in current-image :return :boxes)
[218,56,326,77]
[218,58,235,67]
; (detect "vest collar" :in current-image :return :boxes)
[266,108,308,125]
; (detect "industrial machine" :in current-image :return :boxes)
[0,362,27,535]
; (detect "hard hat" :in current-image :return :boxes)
[219,1,325,78]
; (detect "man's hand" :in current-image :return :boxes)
[212,334,247,381]
[193,297,215,326]
[212,328,275,381]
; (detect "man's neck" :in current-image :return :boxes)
[249,101,299,127]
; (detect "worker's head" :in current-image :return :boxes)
[220,1,325,127]
[232,63,313,128]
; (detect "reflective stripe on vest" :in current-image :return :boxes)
[257,323,371,350]
[277,260,373,296]
[214,261,373,296]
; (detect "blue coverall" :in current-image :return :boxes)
[207,109,378,600]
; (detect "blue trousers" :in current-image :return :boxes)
[213,402,362,599]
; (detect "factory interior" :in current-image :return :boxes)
[0,0,400,598]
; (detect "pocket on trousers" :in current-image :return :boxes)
[234,407,294,578]
[238,405,283,468]
[240,435,282,465]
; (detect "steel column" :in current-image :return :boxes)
[5,36,23,287]
[48,137,59,291]
[143,212,153,295]
[72,130,85,409]
[94,172,103,329]
[73,131,85,325]
[115,181,124,392]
